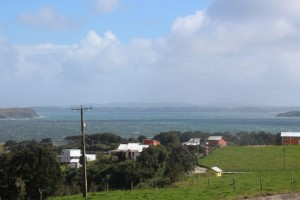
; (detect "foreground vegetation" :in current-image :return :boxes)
[51,145,300,200]
[50,171,300,200]
[0,131,292,199]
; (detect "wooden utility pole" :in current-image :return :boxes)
[72,105,92,198]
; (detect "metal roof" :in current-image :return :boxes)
[281,132,300,137]
[211,166,222,173]
[69,159,80,163]
[208,136,223,141]
[183,138,201,146]
[116,143,149,152]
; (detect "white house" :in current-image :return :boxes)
[57,149,96,168]
[109,143,149,160]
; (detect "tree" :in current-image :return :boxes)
[4,140,18,150]
[137,145,168,179]
[88,132,127,145]
[40,138,53,147]
[137,135,147,143]
[165,145,196,183]
[5,147,62,199]
[110,160,139,189]
[0,153,16,199]
[153,131,181,149]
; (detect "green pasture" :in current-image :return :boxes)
[51,172,300,200]
[51,145,300,199]
[201,145,300,172]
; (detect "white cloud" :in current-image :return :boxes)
[87,0,119,14]
[3,0,300,106]
[172,11,206,36]
[19,7,79,30]
[0,36,18,80]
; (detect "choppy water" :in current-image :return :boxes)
[0,107,300,144]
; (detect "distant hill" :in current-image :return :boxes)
[276,111,300,117]
[0,108,39,119]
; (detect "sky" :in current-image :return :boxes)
[1,0,300,107]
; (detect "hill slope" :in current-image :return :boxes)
[0,108,38,119]
[276,111,300,117]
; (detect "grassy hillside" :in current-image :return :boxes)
[201,145,300,172]
[50,172,300,200]
[51,146,300,200]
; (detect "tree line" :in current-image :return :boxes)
[0,130,281,199]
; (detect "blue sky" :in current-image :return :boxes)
[1,0,300,107]
[1,0,208,44]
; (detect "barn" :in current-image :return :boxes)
[281,132,300,145]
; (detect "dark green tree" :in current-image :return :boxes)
[137,145,168,179]
[110,160,139,189]
[137,135,147,143]
[7,147,62,199]
[165,145,196,183]
[153,131,181,149]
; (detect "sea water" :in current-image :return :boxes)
[0,107,300,144]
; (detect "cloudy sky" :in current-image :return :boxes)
[1,0,300,107]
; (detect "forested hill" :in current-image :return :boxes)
[0,108,38,119]
[276,111,300,117]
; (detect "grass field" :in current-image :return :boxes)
[51,145,300,200]
[201,145,300,172]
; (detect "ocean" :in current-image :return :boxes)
[0,107,300,144]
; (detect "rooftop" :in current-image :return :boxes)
[281,132,300,137]
[208,136,223,141]
[183,138,201,146]
[211,166,222,173]
[114,143,149,152]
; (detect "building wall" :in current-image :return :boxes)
[126,151,140,160]
[143,139,160,146]
[59,149,96,163]
[86,154,96,161]
[206,169,222,177]
[282,137,300,145]
[218,139,227,147]
[209,139,227,147]
[60,149,81,163]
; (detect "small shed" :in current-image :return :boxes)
[281,132,300,145]
[207,166,223,177]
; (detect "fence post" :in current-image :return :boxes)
[233,177,236,192]
[131,181,133,194]
[260,176,263,192]
[207,178,210,190]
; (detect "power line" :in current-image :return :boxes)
[71,105,92,198]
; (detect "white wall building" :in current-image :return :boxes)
[109,143,149,160]
[57,149,96,168]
